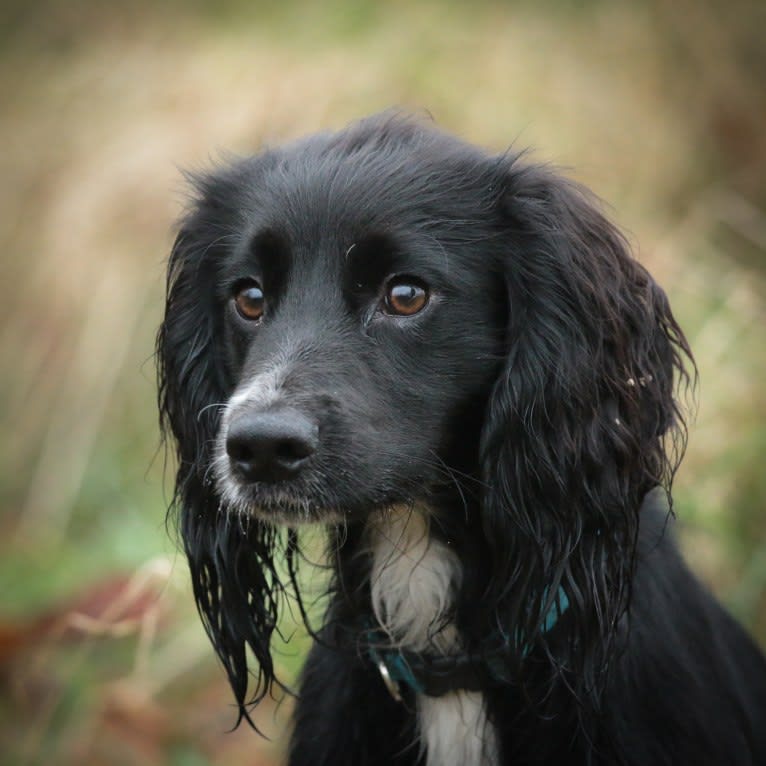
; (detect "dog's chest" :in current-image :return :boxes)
[368,509,499,766]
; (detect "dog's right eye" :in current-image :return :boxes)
[233,280,265,321]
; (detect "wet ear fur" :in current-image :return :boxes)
[479,159,693,702]
[157,171,288,725]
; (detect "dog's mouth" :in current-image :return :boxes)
[226,482,345,526]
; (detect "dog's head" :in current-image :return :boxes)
[158,112,692,720]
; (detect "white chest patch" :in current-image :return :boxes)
[367,507,499,766]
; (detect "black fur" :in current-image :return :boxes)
[157,112,766,764]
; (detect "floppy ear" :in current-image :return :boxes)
[479,160,693,697]
[157,170,286,725]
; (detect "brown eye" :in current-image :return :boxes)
[233,281,264,321]
[383,277,429,316]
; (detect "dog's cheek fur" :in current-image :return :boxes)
[364,270,505,473]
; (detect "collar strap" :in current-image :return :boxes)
[368,587,570,700]
[369,642,497,699]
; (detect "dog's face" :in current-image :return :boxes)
[208,132,505,523]
[158,113,691,717]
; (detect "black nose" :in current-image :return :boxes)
[226,409,319,483]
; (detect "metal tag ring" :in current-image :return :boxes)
[376,659,403,702]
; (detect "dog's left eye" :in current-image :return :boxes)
[382,277,429,317]
[233,280,265,321]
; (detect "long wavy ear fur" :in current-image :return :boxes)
[156,168,286,725]
[480,159,694,709]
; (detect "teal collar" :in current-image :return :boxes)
[368,587,570,700]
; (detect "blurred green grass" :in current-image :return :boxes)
[0,0,764,763]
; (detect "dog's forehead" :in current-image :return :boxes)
[261,154,433,234]
[278,124,492,210]
[232,137,498,278]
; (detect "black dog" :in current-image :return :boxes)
[157,113,766,765]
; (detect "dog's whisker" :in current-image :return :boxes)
[196,401,228,420]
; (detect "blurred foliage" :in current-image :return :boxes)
[0,0,764,763]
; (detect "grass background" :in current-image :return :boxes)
[1,1,764,763]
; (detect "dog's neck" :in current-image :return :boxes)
[367,507,499,766]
